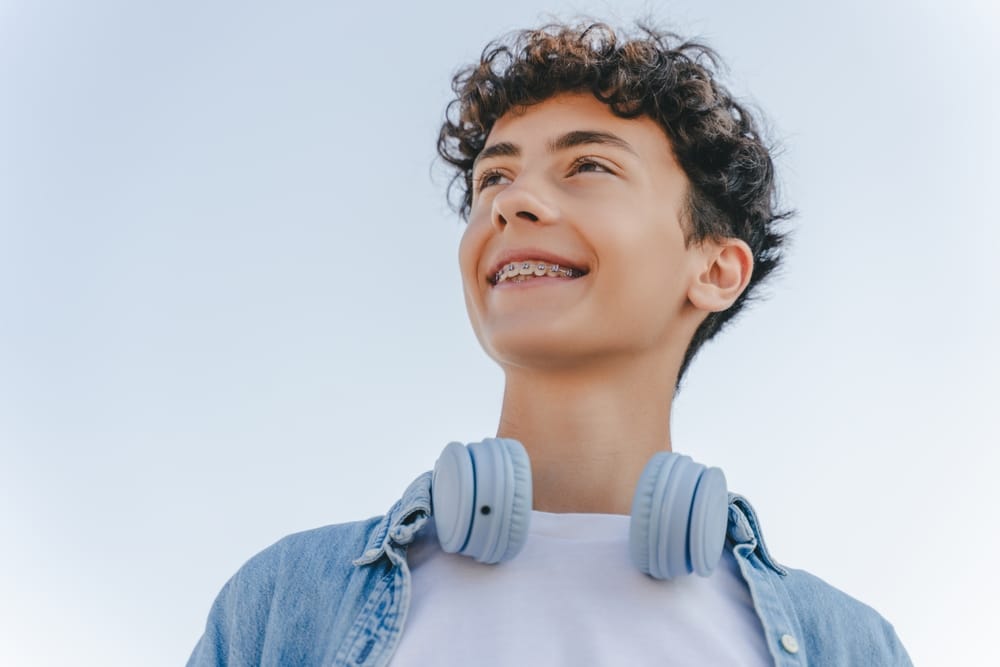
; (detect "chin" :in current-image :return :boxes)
[482,325,610,371]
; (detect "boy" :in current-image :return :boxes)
[189,21,911,666]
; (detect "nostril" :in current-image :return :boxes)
[516,211,538,222]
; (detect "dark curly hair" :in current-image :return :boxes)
[437,21,792,387]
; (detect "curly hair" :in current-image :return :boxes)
[437,21,792,387]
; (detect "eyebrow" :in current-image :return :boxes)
[548,130,638,156]
[473,141,520,170]
[473,130,638,170]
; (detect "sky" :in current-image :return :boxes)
[1,0,997,664]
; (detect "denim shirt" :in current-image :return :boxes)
[188,472,912,666]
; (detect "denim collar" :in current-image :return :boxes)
[727,493,786,575]
[354,472,785,576]
[353,472,432,567]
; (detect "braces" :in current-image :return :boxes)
[494,262,583,284]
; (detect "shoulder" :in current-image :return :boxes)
[779,566,912,665]
[189,474,433,666]
[726,496,911,665]
[222,516,383,611]
[253,516,382,575]
[188,517,385,666]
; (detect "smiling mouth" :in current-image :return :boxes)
[491,261,587,286]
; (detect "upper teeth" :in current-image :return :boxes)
[494,261,583,284]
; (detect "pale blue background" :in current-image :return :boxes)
[2,1,997,664]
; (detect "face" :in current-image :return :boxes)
[458,92,705,372]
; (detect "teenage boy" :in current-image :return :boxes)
[189,22,911,666]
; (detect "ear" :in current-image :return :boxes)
[687,238,754,313]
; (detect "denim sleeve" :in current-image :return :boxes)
[187,547,278,667]
[186,518,383,666]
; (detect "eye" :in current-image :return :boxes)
[569,157,614,176]
[474,168,510,193]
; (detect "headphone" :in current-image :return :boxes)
[431,438,729,580]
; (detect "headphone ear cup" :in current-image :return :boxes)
[432,441,477,555]
[688,466,728,576]
[629,452,728,580]
[489,438,532,563]
[431,438,532,564]
[629,452,677,577]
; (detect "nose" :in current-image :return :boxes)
[490,178,556,231]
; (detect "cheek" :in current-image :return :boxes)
[459,200,495,266]
[456,219,498,356]
[457,216,495,321]
[589,218,690,313]
[458,222,483,285]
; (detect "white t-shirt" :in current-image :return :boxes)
[390,510,772,666]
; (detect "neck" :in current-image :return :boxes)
[496,353,678,515]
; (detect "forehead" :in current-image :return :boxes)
[483,92,675,162]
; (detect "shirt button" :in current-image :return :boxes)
[780,633,800,654]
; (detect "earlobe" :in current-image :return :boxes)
[687,239,754,313]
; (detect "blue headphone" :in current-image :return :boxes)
[431,438,729,580]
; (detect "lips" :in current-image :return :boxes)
[487,250,589,286]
